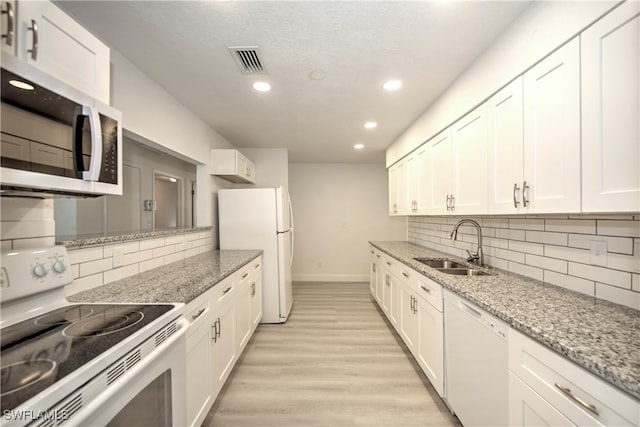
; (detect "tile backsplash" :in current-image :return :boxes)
[408,215,640,310]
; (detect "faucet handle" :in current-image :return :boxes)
[465,249,480,264]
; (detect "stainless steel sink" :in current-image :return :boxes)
[414,258,466,269]
[435,268,491,276]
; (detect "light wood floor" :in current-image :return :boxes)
[202,282,460,427]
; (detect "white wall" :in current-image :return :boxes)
[289,163,406,282]
[237,148,289,190]
[386,0,618,166]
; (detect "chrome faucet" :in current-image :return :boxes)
[450,219,484,266]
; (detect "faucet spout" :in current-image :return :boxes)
[451,219,484,267]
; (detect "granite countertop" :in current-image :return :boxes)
[370,241,640,401]
[57,226,213,249]
[69,249,261,304]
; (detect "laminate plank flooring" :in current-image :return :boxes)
[202,282,460,427]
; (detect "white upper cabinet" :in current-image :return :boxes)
[581,1,640,213]
[210,149,256,184]
[427,128,453,214]
[488,76,525,214]
[388,163,399,215]
[406,144,430,215]
[523,37,581,213]
[15,0,110,103]
[452,104,488,214]
[1,1,16,55]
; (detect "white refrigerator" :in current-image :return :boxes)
[218,187,294,323]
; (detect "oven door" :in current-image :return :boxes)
[68,318,187,427]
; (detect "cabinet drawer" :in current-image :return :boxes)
[185,293,211,336]
[210,278,236,305]
[509,329,638,426]
[414,273,443,312]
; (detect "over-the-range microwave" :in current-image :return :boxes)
[0,53,122,197]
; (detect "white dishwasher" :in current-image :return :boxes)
[444,289,509,427]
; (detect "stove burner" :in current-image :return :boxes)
[35,306,94,326]
[0,360,56,396]
[62,311,144,337]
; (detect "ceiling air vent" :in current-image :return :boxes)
[229,46,266,74]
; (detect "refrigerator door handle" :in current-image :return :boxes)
[288,195,294,266]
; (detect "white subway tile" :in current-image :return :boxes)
[0,198,53,221]
[64,273,103,296]
[484,237,509,249]
[494,248,525,263]
[103,241,140,257]
[526,230,568,246]
[595,283,640,310]
[1,240,11,251]
[184,247,201,259]
[69,247,104,265]
[153,245,175,258]
[104,264,139,284]
[184,232,201,242]
[508,240,544,256]
[140,257,165,273]
[606,253,638,273]
[71,264,80,279]
[525,254,567,274]
[508,262,543,281]
[174,242,185,253]
[12,236,56,249]
[568,234,633,255]
[544,245,591,264]
[509,218,545,231]
[495,228,525,241]
[485,256,509,270]
[597,220,640,238]
[79,258,113,277]
[632,274,639,292]
[1,220,55,240]
[545,219,596,234]
[482,218,509,229]
[544,271,595,296]
[568,262,631,290]
[165,251,184,265]
[140,238,165,251]
[165,235,185,246]
[123,249,153,266]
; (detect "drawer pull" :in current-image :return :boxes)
[242,273,249,279]
[254,263,260,269]
[223,286,232,294]
[386,261,391,266]
[554,383,599,416]
[420,285,431,294]
[191,308,206,320]
[402,272,409,278]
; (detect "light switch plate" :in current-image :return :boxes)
[590,241,608,267]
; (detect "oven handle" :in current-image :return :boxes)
[67,317,188,427]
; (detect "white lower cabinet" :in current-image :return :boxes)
[399,281,418,351]
[414,277,444,398]
[185,255,263,427]
[509,328,639,427]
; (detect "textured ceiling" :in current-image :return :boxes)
[57,1,531,163]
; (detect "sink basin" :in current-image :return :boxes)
[435,268,491,276]
[414,258,466,269]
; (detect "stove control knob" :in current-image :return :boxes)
[32,263,48,278]
[52,260,67,274]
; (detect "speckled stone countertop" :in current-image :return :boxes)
[69,249,261,304]
[57,226,213,248]
[370,241,640,400]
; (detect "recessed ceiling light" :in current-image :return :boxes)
[252,81,271,92]
[308,69,327,81]
[364,121,377,129]
[9,79,34,90]
[354,143,365,150]
[383,80,402,91]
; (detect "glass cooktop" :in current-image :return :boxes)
[0,304,174,412]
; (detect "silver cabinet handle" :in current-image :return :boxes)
[402,271,409,278]
[522,181,530,207]
[446,195,451,211]
[216,318,221,340]
[2,2,14,46]
[376,254,381,259]
[450,194,455,211]
[513,183,520,208]
[250,282,256,297]
[223,286,232,294]
[191,308,206,320]
[420,285,431,294]
[554,383,599,416]
[386,261,391,266]
[410,296,415,312]
[242,273,249,279]
[27,19,38,60]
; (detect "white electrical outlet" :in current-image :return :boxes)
[590,241,608,267]
[113,247,125,268]
[635,241,640,272]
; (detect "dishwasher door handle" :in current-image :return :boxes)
[459,301,482,320]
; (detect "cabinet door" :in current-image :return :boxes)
[416,296,444,397]
[581,1,640,212]
[399,284,418,352]
[374,253,383,304]
[250,278,262,327]
[452,104,488,214]
[415,145,431,215]
[396,159,409,215]
[389,273,400,329]
[488,77,525,213]
[406,152,419,214]
[212,298,236,398]
[236,280,252,352]
[388,165,399,215]
[509,373,575,427]
[16,1,110,102]
[381,272,391,315]
[523,37,581,213]
[186,318,213,427]
[369,255,377,297]
[1,0,15,54]
[427,129,453,214]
